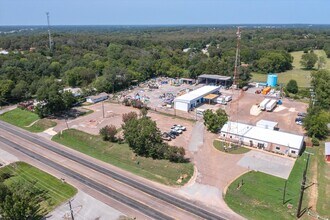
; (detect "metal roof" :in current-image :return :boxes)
[198,74,231,81]
[221,121,304,150]
[256,120,278,128]
[174,86,220,103]
[325,142,330,155]
[204,94,219,100]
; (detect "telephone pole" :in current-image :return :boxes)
[46,12,53,52]
[296,152,313,218]
[102,101,105,118]
[68,200,74,220]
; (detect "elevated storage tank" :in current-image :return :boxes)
[267,74,278,87]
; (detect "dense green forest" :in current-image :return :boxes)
[1,26,330,108]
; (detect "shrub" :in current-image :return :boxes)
[286,79,298,94]
[311,137,320,146]
[99,125,117,142]
[122,111,138,124]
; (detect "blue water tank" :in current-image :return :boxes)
[267,74,278,87]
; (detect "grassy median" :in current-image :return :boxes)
[224,153,309,220]
[52,129,193,186]
[0,162,77,213]
[0,108,56,132]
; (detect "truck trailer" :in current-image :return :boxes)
[266,99,277,111]
[259,98,270,111]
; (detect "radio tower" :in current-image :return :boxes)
[46,12,53,52]
[233,27,241,89]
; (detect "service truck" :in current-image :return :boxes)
[266,99,277,111]
[259,98,270,111]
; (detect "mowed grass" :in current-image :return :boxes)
[313,140,330,217]
[225,153,309,220]
[213,140,250,154]
[52,129,194,186]
[0,162,77,213]
[0,108,56,132]
[251,50,330,88]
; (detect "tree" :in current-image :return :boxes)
[286,79,299,94]
[11,80,29,100]
[140,107,148,118]
[122,111,138,124]
[99,125,117,142]
[0,80,14,105]
[0,180,46,220]
[317,56,327,70]
[300,51,318,70]
[203,109,228,133]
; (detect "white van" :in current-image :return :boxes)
[225,96,232,102]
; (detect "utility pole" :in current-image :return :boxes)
[282,180,287,204]
[68,200,74,220]
[102,101,105,118]
[296,152,313,218]
[65,117,69,129]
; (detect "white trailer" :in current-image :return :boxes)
[259,98,270,111]
[225,96,232,102]
[266,99,277,111]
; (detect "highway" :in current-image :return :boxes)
[0,121,228,220]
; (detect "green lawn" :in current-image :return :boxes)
[313,140,330,217]
[225,153,309,220]
[213,140,250,154]
[251,50,330,88]
[52,129,193,186]
[0,108,56,132]
[0,162,77,214]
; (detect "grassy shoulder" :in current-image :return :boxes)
[224,153,308,220]
[312,141,330,217]
[52,129,193,186]
[0,161,77,213]
[0,108,56,132]
[213,140,250,154]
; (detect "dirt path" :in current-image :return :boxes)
[308,155,318,210]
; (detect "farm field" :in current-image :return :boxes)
[0,108,56,132]
[0,162,77,214]
[52,129,193,186]
[251,50,330,88]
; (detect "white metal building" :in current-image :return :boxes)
[86,92,109,103]
[174,86,220,111]
[220,121,304,157]
[256,120,278,130]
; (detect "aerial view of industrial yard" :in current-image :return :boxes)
[0,0,329,219]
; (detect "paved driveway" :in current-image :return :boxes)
[237,151,295,179]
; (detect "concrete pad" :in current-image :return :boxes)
[188,121,204,152]
[176,182,222,208]
[43,128,58,136]
[237,151,295,179]
[250,105,261,116]
[273,105,286,112]
[288,107,296,112]
[46,190,125,220]
[0,148,19,165]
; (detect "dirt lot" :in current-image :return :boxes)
[226,90,308,135]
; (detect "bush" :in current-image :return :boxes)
[99,125,117,142]
[122,111,138,124]
[311,137,320,146]
[286,79,298,94]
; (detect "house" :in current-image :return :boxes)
[0,49,9,55]
[63,87,82,97]
[325,142,330,162]
[220,121,304,157]
[173,86,220,112]
[86,92,109,103]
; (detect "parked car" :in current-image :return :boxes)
[168,133,176,139]
[176,125,186,131]
[172,127,183,134]
[242,86,249,91]
[169,130,179,136]
[297,112,307,117]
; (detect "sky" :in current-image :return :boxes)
[1,0,330,25]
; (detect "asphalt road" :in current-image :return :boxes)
[0,121,228,220]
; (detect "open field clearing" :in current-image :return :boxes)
[0,108,56,132]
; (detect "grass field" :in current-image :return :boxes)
[52,129,193,186]
[213,140,250,154]
[225,153,309,220]
[313,140,330,217]
[0,162,77,214]
[251,50,330,88]
[0,108,56,132]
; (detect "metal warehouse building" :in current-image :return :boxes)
[220,121,304,157]
[174,85,220,112]
[197,74,232,86]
